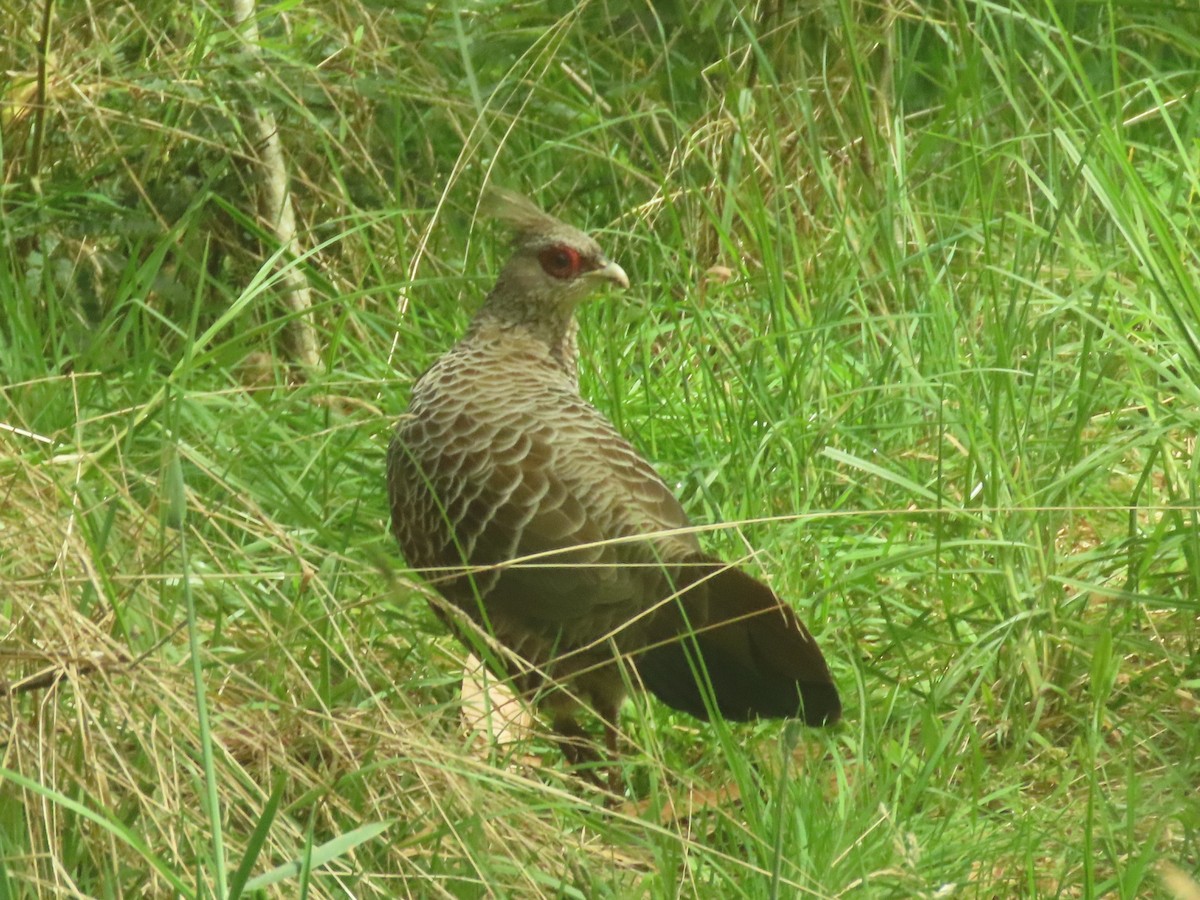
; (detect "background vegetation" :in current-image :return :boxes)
[2,0,1198,896]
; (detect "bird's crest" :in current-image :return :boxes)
[481,187,574,242]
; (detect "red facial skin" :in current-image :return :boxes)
[538,244,587,280]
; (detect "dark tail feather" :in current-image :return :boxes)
[634,560,841,726]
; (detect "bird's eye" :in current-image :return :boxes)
[538,245,582,280]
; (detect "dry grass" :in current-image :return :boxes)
[0,426,673,897]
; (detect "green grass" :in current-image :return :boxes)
[2,0,1198,896]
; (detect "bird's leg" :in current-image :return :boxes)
[603,717,619,760]
[553,717,598,765]
[549,707,629,801]
[601,713,625,799]
[552,716,608,788]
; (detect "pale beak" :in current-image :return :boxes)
[590,258,629,290]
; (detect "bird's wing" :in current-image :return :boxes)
[478,396,701,630]
[390,387,698,636]
[389,364,841,725]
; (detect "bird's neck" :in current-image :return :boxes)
[464,299,581,384]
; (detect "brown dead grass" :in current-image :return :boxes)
[0,437,674,897]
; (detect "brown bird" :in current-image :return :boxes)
[388,190,840,773]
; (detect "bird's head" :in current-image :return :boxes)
[482,188,629,312]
